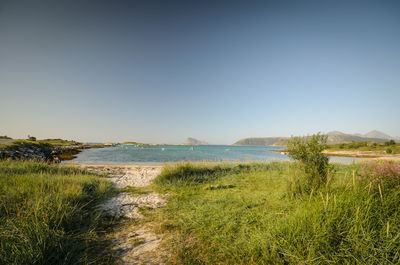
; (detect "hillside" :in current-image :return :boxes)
[364,130,393,139]
[184,137,208,145]
[326,131,388,144]
[233,137,288,146]
[234,131,396,146]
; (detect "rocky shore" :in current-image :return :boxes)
[0,142,111,162]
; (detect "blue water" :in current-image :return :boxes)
[68,145,363,165]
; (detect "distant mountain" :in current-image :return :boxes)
[327,131,347,136]
[326,132,386,144]
[185,137,208,145]
[233,137,287,146]
[234,130,398,146]
[329,130,399,141]
[364,130,392,139]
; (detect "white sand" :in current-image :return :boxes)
[75,164,167,264]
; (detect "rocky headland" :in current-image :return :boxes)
[0,141,114,162]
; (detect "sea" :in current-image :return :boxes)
[67,144,363,165]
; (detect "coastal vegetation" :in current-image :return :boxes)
[286,133,331,192]
[1,134,399,264]
[327,140,400,154]
[0,160,115,264]
[0,139,80,148]
[0,139,110,161]
[153,159,400,264]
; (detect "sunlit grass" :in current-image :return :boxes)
[0,160,116,265]
[154,161,400,264]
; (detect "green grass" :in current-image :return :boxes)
[327,141,400,154]
[0,139,81,148]
[38,139,81,146]
[154,161,400,264]
[0,160,116,265]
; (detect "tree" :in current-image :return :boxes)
[286,133,330,191]
[27,135,36,141]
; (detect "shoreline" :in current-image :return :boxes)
[273,149,400,160]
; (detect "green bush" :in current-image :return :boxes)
[286,133,331,192]
[386,148,393,154]
[27,135,36,141]
[384,140,396,146]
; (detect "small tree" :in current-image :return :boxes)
[27,135,36,141]
[287,133,330,192]
[384,140,396,146]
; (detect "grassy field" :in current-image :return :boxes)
[0,139,81,148]
[327,141,400,154]
[0,160,116,265]
[153,161,400,264]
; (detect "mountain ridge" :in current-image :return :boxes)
[234,130,399,146]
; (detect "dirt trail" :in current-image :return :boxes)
[79,165,167,265]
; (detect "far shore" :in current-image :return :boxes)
[274,149,400,160]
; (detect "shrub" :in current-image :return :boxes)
[27,135,36,141]
[385,140,396,146]
[286,133,331,192]
[361,160,400,189]
[386,148,393,154]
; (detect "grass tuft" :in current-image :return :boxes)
[0,160,116,265]
[154,161,400,264]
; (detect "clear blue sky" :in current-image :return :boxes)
[0,0,399,144]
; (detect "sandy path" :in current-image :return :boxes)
[78,164,162,187]
[78,165,167,265]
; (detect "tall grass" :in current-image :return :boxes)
[154,161,400,264]
[0,160,115,265]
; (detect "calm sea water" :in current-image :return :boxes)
[67,145,362,165]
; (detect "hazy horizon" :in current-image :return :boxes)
[1,0,400,144]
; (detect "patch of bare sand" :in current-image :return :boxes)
[102,192,166,219]
[112,224,168,265]
[78,165,162,187]
[76,164,167,264]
